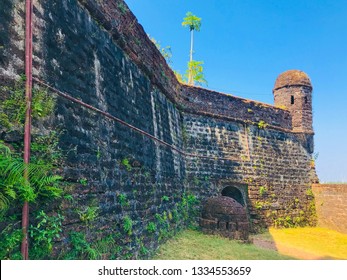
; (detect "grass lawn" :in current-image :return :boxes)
[154,230,294,260]
[154,227,347,260]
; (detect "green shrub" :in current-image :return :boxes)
[123,216,133,235]
[29,211,64,259]
[146,222,157,233]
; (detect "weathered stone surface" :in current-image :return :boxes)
[201,196,249,240]
[312,184,347,234]
[180,85,292,130]
[274,70,312,90]
[273,70,313,134]
[183,113,317,231]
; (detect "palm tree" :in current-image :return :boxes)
[182,12,202,85]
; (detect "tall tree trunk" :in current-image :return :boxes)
[188,30,194,85]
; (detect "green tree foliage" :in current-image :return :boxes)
[173,70,184,83]
[148,14,207,86]
[185,60,207,86]
[149,35,172,65]
[182,12,202,32]
[182,12,204,85]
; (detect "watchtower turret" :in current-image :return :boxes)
[273,70,313,134]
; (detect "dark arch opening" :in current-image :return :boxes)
[221,186,245,206]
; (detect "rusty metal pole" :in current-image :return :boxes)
[21,0,33,260]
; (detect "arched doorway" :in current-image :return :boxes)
[221,186,245,206]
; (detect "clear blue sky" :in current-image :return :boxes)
[125,0,347,182]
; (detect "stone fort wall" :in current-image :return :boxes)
[0,0,320,258]
[312,184,347,234]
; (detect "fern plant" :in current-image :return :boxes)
[0,142,62,214]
